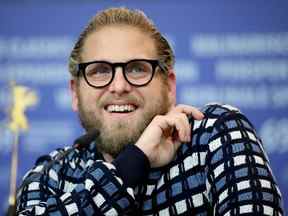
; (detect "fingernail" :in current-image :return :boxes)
[196,112,205,120]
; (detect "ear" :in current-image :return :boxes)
[70,79,79,112]
[167,69,176,106]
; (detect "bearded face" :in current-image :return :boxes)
[71,26,175,158]
[76,80,171,158]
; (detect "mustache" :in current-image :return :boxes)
[98,94,143,107]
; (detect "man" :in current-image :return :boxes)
[17,7,283,215]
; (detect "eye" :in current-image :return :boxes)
[126,61,151,76]
[86,63,111,77]
[129,64,145,73]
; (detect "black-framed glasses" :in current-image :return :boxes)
[77,59,165,88]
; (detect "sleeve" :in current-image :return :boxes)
[16,144,150,216]
[204,106,284,215]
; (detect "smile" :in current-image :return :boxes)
[105,104,137,113]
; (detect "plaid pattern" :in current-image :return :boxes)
[16,104,283,215]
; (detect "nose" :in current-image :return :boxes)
[108,67,132,95]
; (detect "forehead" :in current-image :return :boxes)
[81,25,157,63]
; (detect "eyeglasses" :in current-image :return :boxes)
[77,59,165,88]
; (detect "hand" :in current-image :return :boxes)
[135,104,204,168]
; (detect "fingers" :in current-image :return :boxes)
[155,112,191,143]
[170,104,204,120]
[155,104,204,142]
[171,113,191,142]
[135,104,202,168]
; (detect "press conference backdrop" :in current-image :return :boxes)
[0,0,287,213]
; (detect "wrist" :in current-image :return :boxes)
[113,144,150,188]
[135,141,155,165]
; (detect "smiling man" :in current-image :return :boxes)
[17,8,283,215]
[72,25,174,160]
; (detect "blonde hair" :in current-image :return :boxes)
[68,7,175,77]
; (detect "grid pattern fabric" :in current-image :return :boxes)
[16,104,283,215]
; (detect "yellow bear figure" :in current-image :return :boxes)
[8,83,38,133]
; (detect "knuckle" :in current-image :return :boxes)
[153,115,164,122]
[176,113,188,121]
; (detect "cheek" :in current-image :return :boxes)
[82,89,106,112]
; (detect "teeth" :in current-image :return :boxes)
[107,104,136,113]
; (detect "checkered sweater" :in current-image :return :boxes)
[16,104,283,215]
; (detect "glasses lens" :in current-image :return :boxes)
[125,60,153,85]
[85,62,113,87]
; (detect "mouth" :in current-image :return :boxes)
[105,104,138,114]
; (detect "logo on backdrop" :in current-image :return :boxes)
[8,82,38,133]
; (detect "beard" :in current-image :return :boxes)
[76,83,171,158]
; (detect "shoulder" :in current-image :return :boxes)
[20,146,84,186]
[32,146,76,170]
[194,103,261,156]
[190,103,257,150]
[192,103,243,134]
[194,103,254,131]
[201,103,241,119]
[175,103,245,175]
